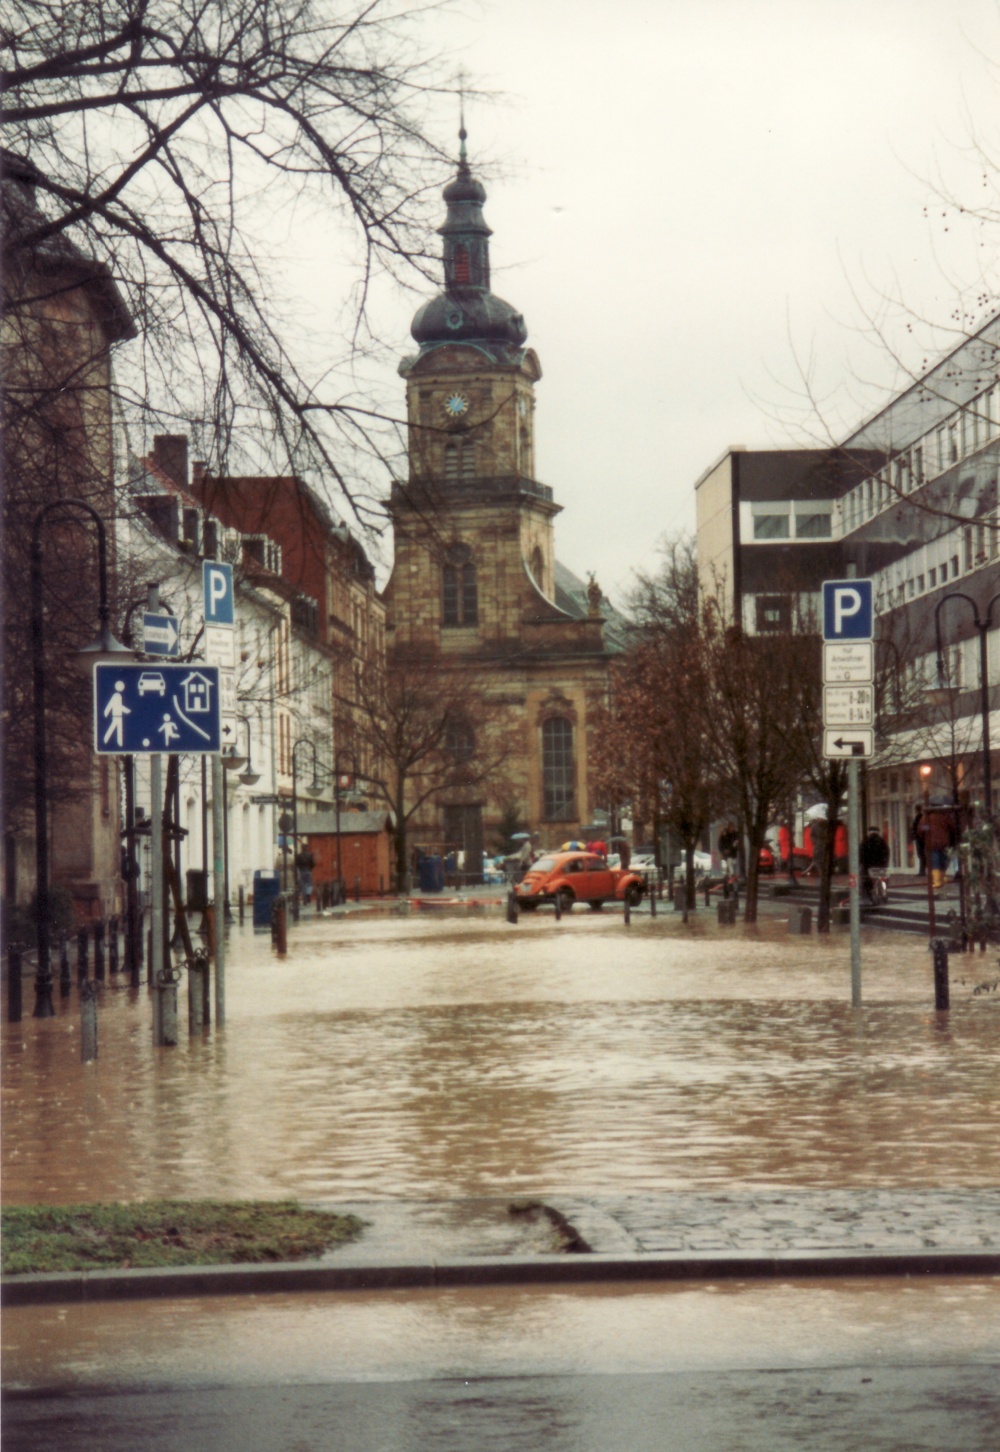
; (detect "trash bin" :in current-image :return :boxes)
[186,868,208,912]
[417,855,443,892]
[253,869,282,929]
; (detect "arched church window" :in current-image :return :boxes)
[542,717,574,820]
[443,545,478,628]
[453,245,471,284]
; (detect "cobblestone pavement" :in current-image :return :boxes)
[551,1189,1000,1257]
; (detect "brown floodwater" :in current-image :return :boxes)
[3,911,998,1204]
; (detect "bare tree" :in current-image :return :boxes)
[349,648,516,888]
[2,0,455,509]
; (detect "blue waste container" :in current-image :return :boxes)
[253,869,282,929]
[417,855,443,892]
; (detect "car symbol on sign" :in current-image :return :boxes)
[137,671,167,697]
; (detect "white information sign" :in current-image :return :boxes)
[823,728,874,760]
[204,624,236,668]
[823,685,874,727]
[823,641,874,685]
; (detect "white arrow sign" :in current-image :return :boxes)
[823,729,874,760]
[142,612,179,657]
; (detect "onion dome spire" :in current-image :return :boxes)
[407,122,527,358]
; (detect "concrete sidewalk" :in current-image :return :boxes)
[5,1188,999,1306]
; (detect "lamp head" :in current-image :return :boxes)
[78,625,133,674]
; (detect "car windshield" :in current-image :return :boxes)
[529,855,557,874]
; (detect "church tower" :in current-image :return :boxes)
[383,130,612,863]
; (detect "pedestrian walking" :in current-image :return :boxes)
[296,845,315,904]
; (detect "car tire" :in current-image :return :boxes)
[557,888,574,913]
[588,900,604,912]
[624,883,643,908]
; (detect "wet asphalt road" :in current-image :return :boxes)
[5,1278,1000,1451]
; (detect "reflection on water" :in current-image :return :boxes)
[3,914,998,1204]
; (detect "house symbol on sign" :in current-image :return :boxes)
[181,672,213,713]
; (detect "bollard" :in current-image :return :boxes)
[93,920,105,982]
[153,962,181,1046]
[77,927,89,985]
[238,886,245,925]
[188,950,210,1033]
[81,980,98,1061]
[624,897,631,926]
[292,891,300,922]
[932,939,950,1011]
[108,917,119,974]
[203,904,216,957]
[554,891,562,921]
[506,890,519,924]
[649,885,656,917]
[7,946,22,1023]
[673,885,687,914]
[272,896,288,956]
[704,881,711,909]
[717,898,737,926]
[59,937,71,997]
[790,906,812,935]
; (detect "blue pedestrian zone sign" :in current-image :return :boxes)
[94,664,222,754]
[822,579,874,641]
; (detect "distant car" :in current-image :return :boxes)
[137,671,167,696]
[514,850,646,912]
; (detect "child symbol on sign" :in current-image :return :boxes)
[157,714,180,746]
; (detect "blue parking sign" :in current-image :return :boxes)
[822,579,873,641]
[203,561,234,625]
[94,664,222,754]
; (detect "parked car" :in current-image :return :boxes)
[514,850,645,912]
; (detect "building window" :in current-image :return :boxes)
[442,546,478,627]
[542,717,574,820]
[754,508,789,537]
[755,595,791,633]
[530,545,545,592]
[795,511,832,539]
[445,720,475,764]
[444,439,475,481]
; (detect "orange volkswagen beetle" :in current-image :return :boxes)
[515,850,646,912]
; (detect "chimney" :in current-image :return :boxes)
[192,459,207,487]
[152,434,189,489]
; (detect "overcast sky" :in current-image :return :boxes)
[308,0,1000,600]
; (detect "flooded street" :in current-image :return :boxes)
[5,911,998,1206]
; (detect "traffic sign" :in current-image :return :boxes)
[94,663,222,754]
[204,623,236,667]
[822,579,873,641]
[823,641,873,684]
[142,612,179,658]
[823,728,874,759]
[203,561,234,626]
[823,685,873,727]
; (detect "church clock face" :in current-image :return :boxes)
[442,392,469,419]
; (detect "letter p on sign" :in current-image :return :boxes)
[203,561,235,626]
[822,579,873,641]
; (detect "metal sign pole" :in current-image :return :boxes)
[212,753,226,1027]
[150,753,164,1024]
[848,758,862,1006]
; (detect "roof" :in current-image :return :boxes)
[302,811,394,836]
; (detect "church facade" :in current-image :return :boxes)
[381,135,618,868]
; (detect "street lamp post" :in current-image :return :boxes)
[935,589,1000,820]
[291,738,322,909]
[30,499,130,1017]
[333,748,357,905]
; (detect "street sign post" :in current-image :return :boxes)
[94,663,221,754]
[821,577,874,1008]
[141,611,179,658]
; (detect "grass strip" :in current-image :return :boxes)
[1,1200,363,1275]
